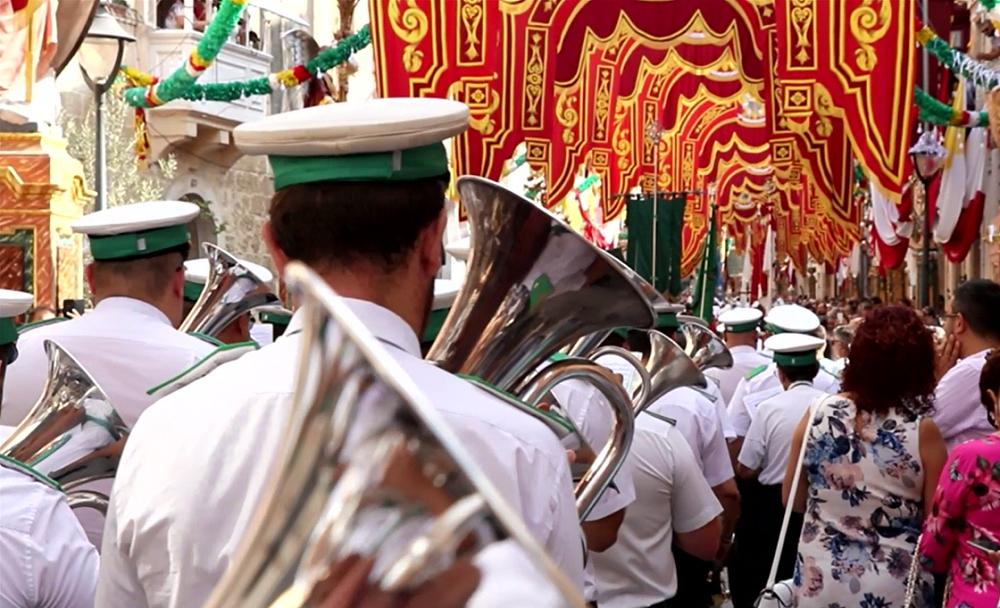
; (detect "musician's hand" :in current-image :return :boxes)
[400,558,481,608]
[566,450,577,465]
[935,334,959,382]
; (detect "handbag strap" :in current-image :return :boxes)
[763,394,828,588]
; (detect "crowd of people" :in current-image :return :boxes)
[0,95,998,608]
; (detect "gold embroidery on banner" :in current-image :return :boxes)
[523,28,546,129]
[682,142,695,188]
[593,66,613,143]
[592,150,610,169]
[452,80,500,135]
[813,83,836,138]
[692,105,726,137]
[849,0,891,72]
[556,90,579,145]
[387,0,429,73]
[613,101,632,171]
[788,0,815,66]
[642,101,658,165]
[459,0,485,62]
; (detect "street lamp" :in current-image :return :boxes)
[645,121,665,291]
[908,129,946,308]
[78,3,135,211]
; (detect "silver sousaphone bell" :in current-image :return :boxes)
[680,322,735,372]
[427,176,659,520]
[201,262,587,608]
[0,340,128,515]
[179,243,280,337]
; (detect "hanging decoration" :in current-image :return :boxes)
[915,87,990,127]
[915,22,1000,90]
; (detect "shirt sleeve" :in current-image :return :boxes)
[33,491,99,608]
[737,405,767,472]
[95,474,151,607]
[931,363,979,446]
[727,377,753,437]
[669,429,724,533]
[918,445,973,574]
[699,396,735,487]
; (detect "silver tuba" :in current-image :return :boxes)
[426,176,658,520]
[201,261,587,608]
[680,322,734,372]
[179,243,280,337]
[0,340,128,515]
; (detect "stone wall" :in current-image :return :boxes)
[218,154,274,273]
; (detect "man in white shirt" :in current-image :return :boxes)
[591,413,722,608]
[731,333,827,608]
[2,201,216,547]
[181,253,275,346]
[934,279,1000,450]
[0,289,33,438]
[706,307,769,406]
[96,98,584,608]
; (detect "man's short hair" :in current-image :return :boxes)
[954,279,1000,339]
[268,177,448,273]
[832,325,854,347]
[778,361,819,383]
[90,247,188,301]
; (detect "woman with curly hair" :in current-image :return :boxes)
[783,306,948,607]
[919,349,1000,608]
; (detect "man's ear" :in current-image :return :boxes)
[171,264,185,299]
[238,312,252,341]
[262,221,289,276]
[84,264,96,297]
[417,209,448,277]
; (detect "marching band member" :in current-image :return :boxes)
[706,307,769,405]
[96,98,584,608]
[182,255,274,345]
[0,289,99,608]
[627,305,739,608]
[1,201,215,548]
[729,333,827,608]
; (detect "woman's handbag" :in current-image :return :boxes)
[754,395,828,608]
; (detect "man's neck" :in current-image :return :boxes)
[320,268,427,338]
[95,293,177,325]
[726,334,757,349]
[960,334,1000,360]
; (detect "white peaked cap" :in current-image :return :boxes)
[764,333,826,358]
[184,257,274,285]
[72,201,200,261]
[0,290,33,318]
[764,304,820,333]
[719,307,763,332]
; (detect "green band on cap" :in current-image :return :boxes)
[725,321,759,333]
[657,312,680,330]
[422,307,450,344]
[258,310,291,326]
[773,352,818,366]
[184,281,204,302]
[0,318,17,346]
[613,328,629,340]
[269,143,450,190]
[764,323,785,335]
[88,224,191,261]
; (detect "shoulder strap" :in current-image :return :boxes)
[690,386,718,403]
[744,363,769,380]
[187,331,226,346]
[17,317,68,334]
[457,374,574,438]
[764,394,829,588]
[147,341,258,399]
[0,454,62,492]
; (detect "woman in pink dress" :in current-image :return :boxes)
[920,348,1000,608]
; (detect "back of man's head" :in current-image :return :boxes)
[89,247,188,314]
[267,177,448,274]
[953,279,1000,340]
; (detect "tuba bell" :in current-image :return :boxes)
[680,322,734,372]
[0,340,128,515]
[201,261,587,608]
[179,243,280,337]
[427,176,658,520]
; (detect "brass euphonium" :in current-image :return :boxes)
[0,340,128,515]
[427,176,657,520]
[680,322,734,372]
[201,262,587,608]
[631,329,709,404]
[179,243,280,337]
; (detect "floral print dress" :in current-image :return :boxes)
[919,435,1000,608]
[793,397,936,608]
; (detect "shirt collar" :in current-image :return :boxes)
[94,297,172,326]
[788,380,814,390]
[282,297,422,358]
[729,345,758,355]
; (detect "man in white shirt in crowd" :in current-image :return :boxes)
[2,201,215,547]
[730,333,827,608]
[706,307,769,405]
[934,279,1000,450]
[181,253,275,346]
[96,98,584,608]
[0,289,99,608]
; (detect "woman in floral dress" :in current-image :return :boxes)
[783,307,949,607]
[919,349,1000,608]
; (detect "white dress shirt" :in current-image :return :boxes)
[728,362,840,437]
[1,297,214,548]
[0,461,99,608]
[699,380,736,440]
[704,344,771,405]
[644,387,734,487]
[738,382,827,485]
[933,348,994,451]
[96,298,584,608]
[592,416,723,608]
[550,377,637,602]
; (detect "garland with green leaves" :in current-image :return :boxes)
[916,22,999,90]
[915,86,990,127]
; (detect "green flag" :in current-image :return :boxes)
[693,205,719,323]
[625,194,686,295]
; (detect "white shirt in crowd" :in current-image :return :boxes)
[728,361,840,437]
[550,376,637,602]
[643,387,734,487]
[592,415,723,608]
[96,299,584,608]
[738,381,827,485]
[1,297,214,547]
[699,380,736,441]
[0,463,99,608]
[705,344,771,405]
[933,348,994,451]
